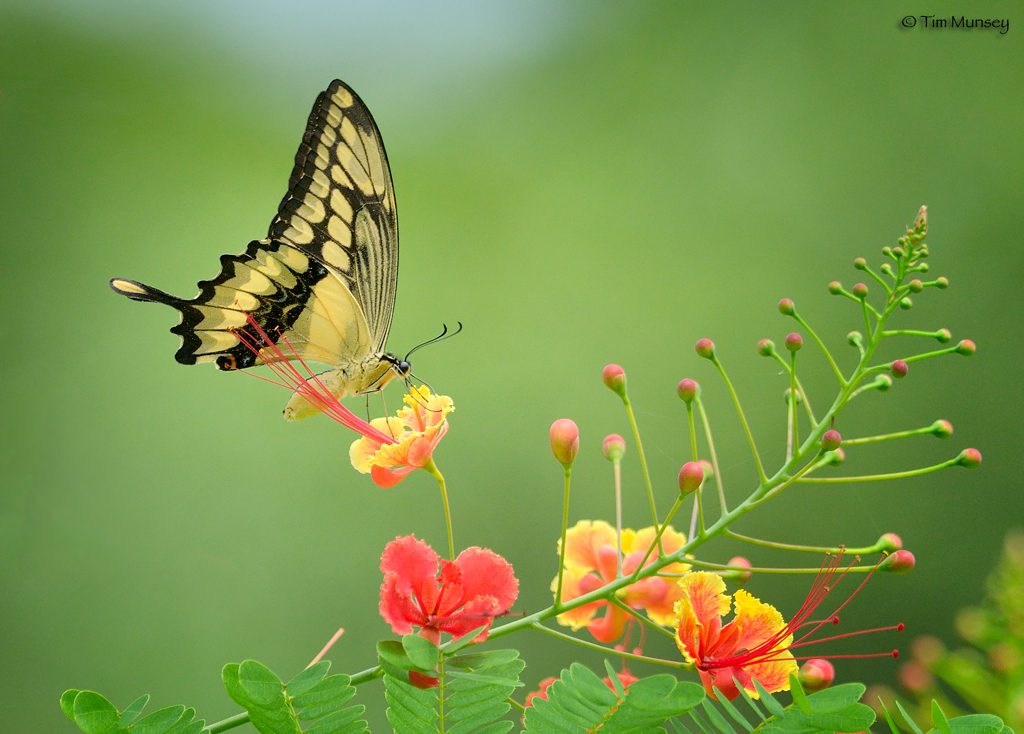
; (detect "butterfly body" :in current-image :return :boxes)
[110,80,405,419]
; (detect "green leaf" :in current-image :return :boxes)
[378,639,431,672]
[788,674,811,715]
[446,626,489,653]
[72,691,120,734]
[61,690,81,721]
[119,694,150,727]
[448,650,521,669]
[711,688,754,732]
[603,660,626,699]
[286,661,331,697]
[896,699,925,734]
[291,674,353,710]
[947,714,1006,734]
[752,681,784,719]
[759,698,876,734]
[403,634,440,671]
[445,669,524,688]
[804,684,865,714]
[733,683,767,723]
[689,709,718,734]
[932,700,953,734]
[132,705,185,734]
[878,700,902,734]
[701,697,738,734]
[239,660,286,707]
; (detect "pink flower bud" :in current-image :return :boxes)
[677,379,699,403]
[549,419,579,468]
[956,339,976,356]
[798,659,835,692]
[695,338,715,359]
[898,661,933,693]
[602,364,627,397]
[828,281,842,295]
[778,298,795,316]
[854,257,867,270]
[908,279,923,293]
[821,430,841,451]
[881,246,893,257]
[678,461,704,495]
[892,246,905,258]
[698,459,714,478]
[726,556,752,585]
[936,328,951,343]
[601,434,626,462]
[936,276,948,289]
[784,333,803,352]
[757,338,775,356]
[827,447,845,466]
[890,360,909,379]
[931,420,952,439]
[958,448,982,468]
[852,283,869,298]
[883,550,915,574]
[879,533,903,552]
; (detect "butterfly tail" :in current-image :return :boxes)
[109,278,184,306]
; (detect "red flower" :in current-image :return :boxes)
[379,535,519,646]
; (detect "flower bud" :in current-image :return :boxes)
[852,283,868,299]
[783,388,803,405]
[784,333,803,352]
[882,550,915,574]
[930,420,952,439]
[936,328,951,343]
[725,556,752,585]
[695,338,715,359]
[678,461,704,495]
[778,298,795,316]
[955,339,976,356]
[601,434,625,463]
[879,533,903,552]
[875,374,893,392]
[898,661,933,693]
[846,331,863,348]
[549,419,579,468]
[698,459,714,478]
[821,429,841,451]
[892,246,905,258]
[914,206,927,230]
[602,364,627,397]
[828,281,842,295]
[757,338,775,357]
[957,448,982,468]
[854,257,867,270]
[880,263,895,278]
[908,279,923,293]
[890,360,909,379]
[916,262,929,272]
[881,246,893,257]
[899,297,913,310]
[677,379,699,403]
[936,276,948,289]
[799,659,835,693]
[827,447,845,466]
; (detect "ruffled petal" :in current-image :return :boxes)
[380,573,426,634]
[454,547,519,612]
[381,535,439,599]
[673,572,732,663]
[435,559,466,617]
[561,520,618,572]
[731,589,792,651]
[741,651,798,697]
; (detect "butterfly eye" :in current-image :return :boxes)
[398,360,412,376]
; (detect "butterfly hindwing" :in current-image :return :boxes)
[110,79,398,380]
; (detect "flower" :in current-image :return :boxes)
[673,554,901,701]
[350,386,454,487]
[553,520,689,643]
[673,571,798,700]
[379,535,518,646]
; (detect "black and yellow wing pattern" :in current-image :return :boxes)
[111,80,402,401]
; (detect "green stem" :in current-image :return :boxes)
[623,395,662,553]
[667,559,883,575]
[792,312,847,386]
[554,466,572,608]
[724,530,891,555]
[438,654,446,734]
[608,596,675,640]
[770,352,817,424]
[686,401,698,461]
[531,623,688,669]
[507,697,526,713]
[203,712,250,733]
[711,355,767,483]
[632,495,684,578]
[696,399,728,515]
[881,329,945,339]
[614,459,623,578]
[842,425,938,445]
[424,459,454,561]
[796,457,961,483]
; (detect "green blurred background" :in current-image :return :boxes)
[2,1,1022,730]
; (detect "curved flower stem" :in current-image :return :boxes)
[424,459,454,561]
[790,349,799,455]
[623,395,662,554]
[724,530,890,556]
[696,399,727,515]
[531,623,688,670]
[843,425,937,445]
[792,312,847,386]
[685,401,698,461]
[769,353,817,424]
[710,355,767,483]
[608,597,675,640]
[882,328,946,339]
[614,460,623,579]
[668,558,883,575]
[554,466,572,608]
[796,456,962,483]
[204,712,251,733]
[861,262,893,296]
[631,495,684,579]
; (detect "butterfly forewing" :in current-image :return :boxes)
[110,79,399,382]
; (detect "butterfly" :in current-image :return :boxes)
[111,80,410,420]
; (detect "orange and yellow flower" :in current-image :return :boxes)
[673,571,798,700]
[552,520,690,643]
[350,386,453,488]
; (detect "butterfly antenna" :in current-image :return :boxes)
[403,322,463,362]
